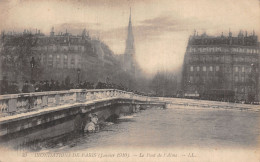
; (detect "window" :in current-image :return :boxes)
[48,54,53,67]
[241,87,244,93]
[234,87,238,92]
[209,66,213,71]
[235,76,238,82]
[214,76,218,82]
[189,76,193,83]
[235,67,238,72]
[203,76,206,83]
[190,66,194,72]
[216,66,220,71]
[56,55,60,66]
[189,57,193,63]
[71,58,75,65]
[242,66,245,72]
[214,56,219,62]
[196,66,200,71]
[225,67,231,73]
[225,56,231,63]
[203,66,206,72]
[63,55,68,68]
[221,56,225,63]
[195,76,199,82]
[241,76,245,82]
[206,56,212,62]
[194,55,199,62]
[53,46,57,52]
[202,56,206,62]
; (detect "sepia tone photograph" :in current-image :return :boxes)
[0,0,259,161]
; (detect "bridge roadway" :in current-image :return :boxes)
[0,89,166,147]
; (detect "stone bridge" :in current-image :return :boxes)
[0,89,166,147]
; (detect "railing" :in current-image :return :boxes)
[0,89,150,117]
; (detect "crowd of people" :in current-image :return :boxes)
[0,77,138,95]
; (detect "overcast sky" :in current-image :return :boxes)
[0,0,259,75]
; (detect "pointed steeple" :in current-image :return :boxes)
[129,7,131,22]
[124,7,136,74]
[125,7,135,55]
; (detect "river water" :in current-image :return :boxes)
[39,105,260,152]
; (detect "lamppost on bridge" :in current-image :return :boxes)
[30,57,35,81]
[77,68,81,84]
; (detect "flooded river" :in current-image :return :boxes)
[39,106,260,152]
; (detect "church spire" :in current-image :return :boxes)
[125,7,135,56]
[129,7,131,22]
[124,7,136,73]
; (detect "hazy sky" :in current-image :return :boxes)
[0,0,259,75]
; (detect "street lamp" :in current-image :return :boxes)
[77,68,81,84]
[30,57,35,81]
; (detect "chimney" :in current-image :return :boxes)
[229,28,232,45]
[50,27,54,36]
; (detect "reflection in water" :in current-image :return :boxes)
[36,107,259,152]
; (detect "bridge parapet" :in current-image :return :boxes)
[0,89,148,117]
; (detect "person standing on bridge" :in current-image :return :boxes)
[22,81,29,93]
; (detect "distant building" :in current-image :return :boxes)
[182,30,260,102]
[123,8,137,76]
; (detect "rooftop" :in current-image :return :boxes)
[189,30,258,46]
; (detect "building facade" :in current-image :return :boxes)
[0,28,119,83]
[182,31,260,102]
